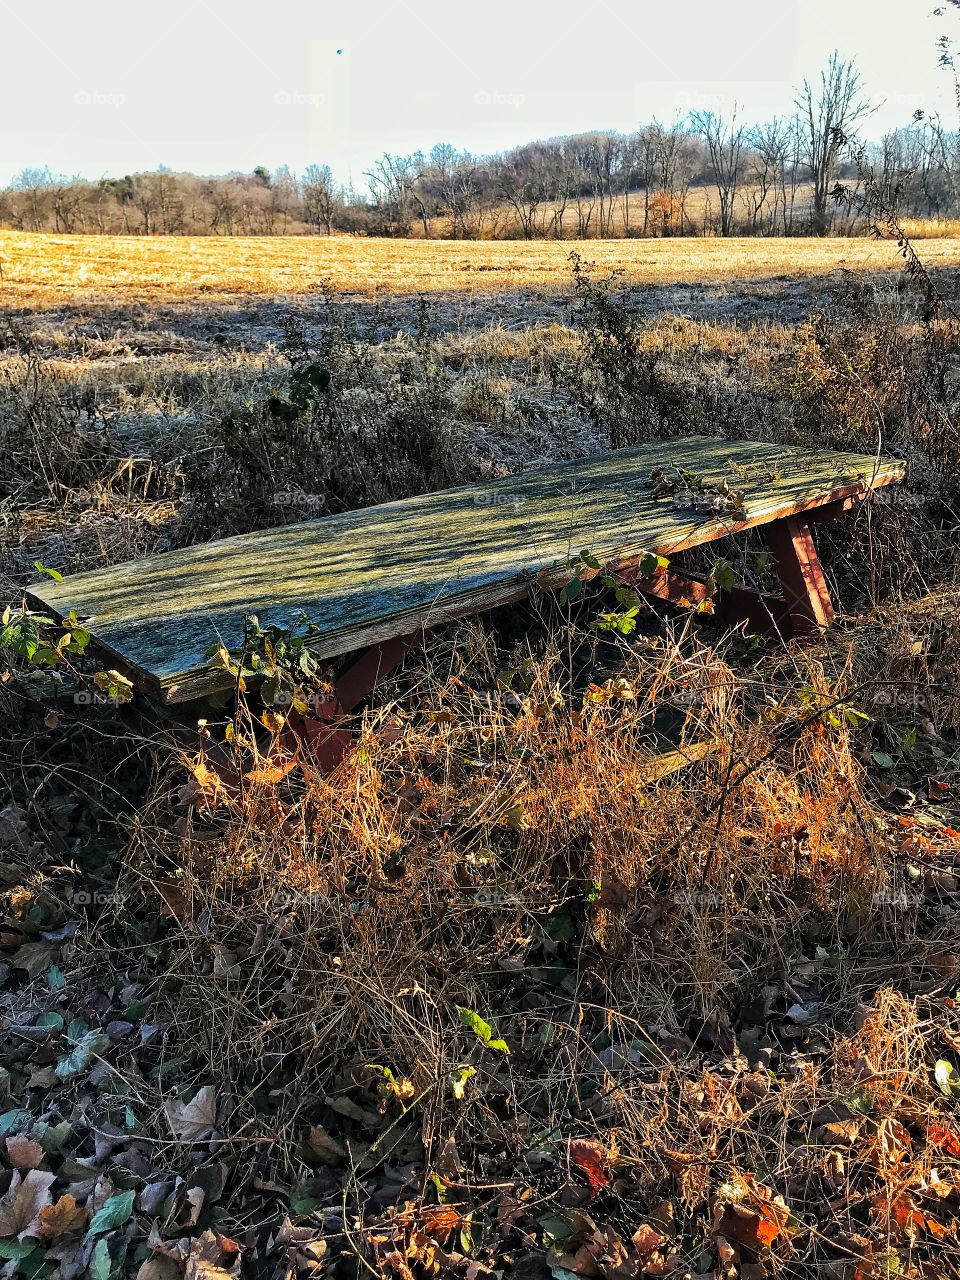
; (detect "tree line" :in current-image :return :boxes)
[4,56,958,239]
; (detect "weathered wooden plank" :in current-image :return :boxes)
[24,437,904,702]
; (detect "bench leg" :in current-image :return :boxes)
[288,630,422,772]
[619,516,834,641]
[619,564,793,637]
[765,515,835,635]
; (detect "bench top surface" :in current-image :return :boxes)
[26,436,904,702]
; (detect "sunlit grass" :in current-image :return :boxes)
[5,229,960,305]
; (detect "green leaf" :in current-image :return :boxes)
[56,1031,109,1080]
[37,1120,72,1154]
[88,1237,111,1280]
[543,912,575,943]
[34,562,63,582]
[639,552,669,577]
[560,576,582,604]
[45,967,66,991]
[15,1246,47,1279]
[712,559,736,591]
[872,751,895,770]
[289,1189,322,1216]
[0,1241,34,1260]
[457,1006,509,1054]
[0,1109,33,1137]
[935,1058,960,1098]
[539,1214,578,1248]
[87,1190,135,1238]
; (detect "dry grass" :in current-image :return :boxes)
[5,230,960,307]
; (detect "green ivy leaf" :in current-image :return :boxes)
[56,1031,110,1080]
[88,1236,112,1280]
[0,1109,33,1137]
[87,1190,135,1238]
[457,1006,509,1054]
[0,1241,35,1261]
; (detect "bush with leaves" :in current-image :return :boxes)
[178,298,481,543]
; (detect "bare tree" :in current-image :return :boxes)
[364,153,418,235]
[691,108,747,235]
[302,164,337,234]
[797,52,871,234]
[747,118,791,233]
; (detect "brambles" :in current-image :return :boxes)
[178,299,482,542]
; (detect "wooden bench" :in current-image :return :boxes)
[26,437,904,738]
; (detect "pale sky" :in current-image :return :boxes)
[2,0,956,189]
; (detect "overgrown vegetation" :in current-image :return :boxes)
[2,244,960,1279]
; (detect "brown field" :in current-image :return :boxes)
[5,228,960,306]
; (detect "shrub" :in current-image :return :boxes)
[178,299,482,542]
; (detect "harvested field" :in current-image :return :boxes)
[6,230,960,305]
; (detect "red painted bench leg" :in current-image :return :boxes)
[288,630,422,772]
[765,515,835,635]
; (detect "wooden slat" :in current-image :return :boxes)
[24,437,904,702]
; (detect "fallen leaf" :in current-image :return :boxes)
[55,1029,110,1080]
[89,1236,112,1280]
[567,1139,610,1197]
[935,1059,960,1098]
[136,1259,183,1280]
[302,1125,345,1166]
[5,1136,44,1170]
[37,1193,89,1238]
[713,1174,791,1251]
[87,1189,135,1236]
[926,1120,960,1157]
[165,1085,217,1142]
[632,1225,666,1256]
[0,1169,56,1238]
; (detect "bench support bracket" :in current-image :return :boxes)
[287,631,422,772]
